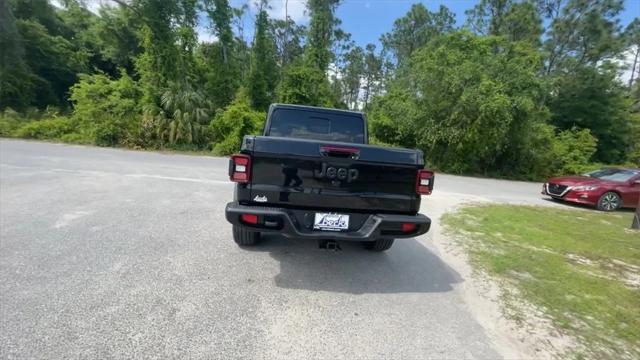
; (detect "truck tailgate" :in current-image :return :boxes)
[243,136,424,214]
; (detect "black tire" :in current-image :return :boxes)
[365,238,395,252]
[596,192,621,211]
[232,225,260,246]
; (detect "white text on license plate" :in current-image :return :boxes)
[313,213,349,231]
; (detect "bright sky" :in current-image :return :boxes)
[222,0,640,48]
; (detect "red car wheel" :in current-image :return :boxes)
[597,192,621,211]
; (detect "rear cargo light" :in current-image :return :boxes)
[401,223,417,233]
[319,145,360,159]
[416,169,434,195]
[241,214,258,225]
[230,154,251,183]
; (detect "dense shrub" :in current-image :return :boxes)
[367,134,395,148]
[513,125,599,178]
[13,117,74,140]
[209,93,265,155]
[69,72,143,146]
[0,109,27,137]
[146,81,214,147]
[550,127,598,175]
[0,108,70,138]
[59,132,90,144]
[368,88,420,149]
[627,112,640,165]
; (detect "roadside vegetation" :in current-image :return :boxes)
[1,0,639,180]
[442,204,640,359]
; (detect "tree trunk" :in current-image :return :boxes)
[632,197,640,230]
[628,46,639,88]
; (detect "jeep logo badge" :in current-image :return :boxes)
[314,163,359,183]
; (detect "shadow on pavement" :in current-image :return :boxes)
[244,234,462,295]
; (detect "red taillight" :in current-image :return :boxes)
[230,154,251,183]
[401,223,418,233]
[241,214,258,224]
[416,169,434,195]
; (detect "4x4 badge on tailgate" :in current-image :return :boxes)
[253,195,267,202]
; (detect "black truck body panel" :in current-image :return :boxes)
[239,136,423,214]
[225,202,431,241]
[226,104,432,243]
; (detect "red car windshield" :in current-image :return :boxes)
[584,169,639,182]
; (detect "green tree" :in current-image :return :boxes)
[368,87,421,148]
[624,19,640,87]
[381,4,455,67]
[91,5,142,75]
[342,46,364,109]
[277,63,333,107]
[466,0,542,44]
[174,0,199,77]
[501,2,543,44]
[385,32,550,177]
[16,19,82,107]
[126,0,206,146]
[329,29,356,108]
[542,0,624,74]
[538,0,629,165]
[58,1,102,73]
[628,82,640,164]
[277,0,340,107]
[231,4,251,84]
[272,18,305,68]
[304,0,340,73]
[361,44,383,110]
[11,0,67,36]
[7,0,86,108]
[135,0,182,106]
[465,0,510,35]
[247,1,278,111]
[0,0,34,110]
[203,0,240,109]
[549,65,632,163]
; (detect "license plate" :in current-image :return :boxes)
[313,213,349,231]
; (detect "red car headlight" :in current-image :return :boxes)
[572,185,598,191]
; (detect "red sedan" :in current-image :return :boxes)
[542,168,640,211]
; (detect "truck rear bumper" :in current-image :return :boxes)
[225,202,431,241]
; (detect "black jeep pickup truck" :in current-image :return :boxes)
[225,104,433,251]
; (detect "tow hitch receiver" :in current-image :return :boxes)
[319,240,341,251]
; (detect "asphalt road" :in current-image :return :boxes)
[0,139,545,359]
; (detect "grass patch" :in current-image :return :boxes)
[442,205,640,359]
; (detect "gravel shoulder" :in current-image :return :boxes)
[421,191,569,359]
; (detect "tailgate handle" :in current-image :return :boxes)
[319,145,360,159]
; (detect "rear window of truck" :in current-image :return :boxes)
[267,108,365,143]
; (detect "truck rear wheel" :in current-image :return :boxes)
[232,225,260,246]
[366,238,395,251]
